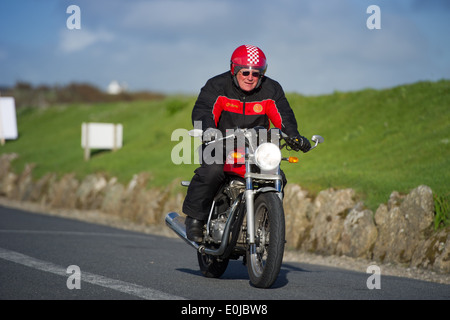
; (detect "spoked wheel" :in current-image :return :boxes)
[197,252,229,278]
[246,193,285,288]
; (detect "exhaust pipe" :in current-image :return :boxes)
[165,212,200,251]
[165,211,230,256]
[165,194,243,256]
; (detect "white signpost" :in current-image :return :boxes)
[81,122,123,160]
[0,97,19,145]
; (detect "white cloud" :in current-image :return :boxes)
[58,28,115,53]
[2,0,448,94]
[253,2,435,94]
[121,0,231,29]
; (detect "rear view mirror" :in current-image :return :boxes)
[311,135,324,144]
[309,135,324,150]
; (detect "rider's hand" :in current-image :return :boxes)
[287,135,311,153]
[203,128,220,142]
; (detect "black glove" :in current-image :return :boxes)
[203,128,220,142]
[286,135,311,153]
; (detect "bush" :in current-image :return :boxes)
[2,81,165,108]
[434,194,450,230]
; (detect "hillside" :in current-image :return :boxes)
[1,80,449,210]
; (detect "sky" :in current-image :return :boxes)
[0,0,449,95]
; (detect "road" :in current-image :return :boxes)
[1,205,449,305]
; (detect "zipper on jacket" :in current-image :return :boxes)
[242,95,246,125]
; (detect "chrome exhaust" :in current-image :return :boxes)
[165,211,230,256]
[165,212,200,251]
[165,194,242,256]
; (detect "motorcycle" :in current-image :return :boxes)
[166,127,323,288]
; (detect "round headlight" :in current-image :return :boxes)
[254,143,281,171]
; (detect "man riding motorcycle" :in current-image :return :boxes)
[182,44,311,242]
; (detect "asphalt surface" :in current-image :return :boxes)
[1,205,449,304]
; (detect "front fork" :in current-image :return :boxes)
[245,147,256,246]
[245,189,255,245]
[245,146,283,248]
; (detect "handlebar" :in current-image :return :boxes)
[189,128,324,151]
[280,131,324,152]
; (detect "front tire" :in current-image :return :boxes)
[246,192,285,288]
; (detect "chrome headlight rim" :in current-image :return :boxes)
[254,142,282,171]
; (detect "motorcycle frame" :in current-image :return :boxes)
[204,130,284,256]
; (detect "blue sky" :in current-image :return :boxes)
[1,0,449,95]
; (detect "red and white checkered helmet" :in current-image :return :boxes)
[230,45,267,76]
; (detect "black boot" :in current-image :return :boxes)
[185,216,204,242]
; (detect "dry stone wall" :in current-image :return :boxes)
[283,184,449,273]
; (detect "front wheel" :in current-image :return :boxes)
[246,192,285,288]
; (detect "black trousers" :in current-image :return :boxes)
[182,163,226,221]
[182,162,287,221]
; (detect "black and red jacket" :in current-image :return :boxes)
[192,71,301,137]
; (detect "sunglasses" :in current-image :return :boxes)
[240,70,261,77]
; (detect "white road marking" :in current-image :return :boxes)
[0,229,153,240]
[0,247,185,300]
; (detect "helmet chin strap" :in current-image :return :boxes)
[232,74,240,88]
[256,76,263,89]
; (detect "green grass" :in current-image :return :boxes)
[282,80,450,209]
[4,96,199,189]
[1,80,449,211]
[434,194,450,230]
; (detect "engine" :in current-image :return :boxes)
[207,179,245,244]
[224,179,245,202]
[209,213,228,243]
